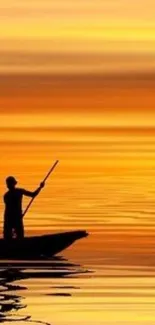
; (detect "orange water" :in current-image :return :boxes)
[1,126,155,324]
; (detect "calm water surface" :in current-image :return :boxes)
[1,254,155,325]
[1,129,155,323]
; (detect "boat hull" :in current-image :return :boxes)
[0,230,88,259]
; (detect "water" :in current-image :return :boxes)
[1,255,155,325]
[1,127,155,323]
[0,258,91,325]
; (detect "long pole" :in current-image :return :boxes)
[22,160,59,217]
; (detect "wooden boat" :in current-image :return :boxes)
[0,230,88,260]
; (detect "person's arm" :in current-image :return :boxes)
[3,193,7,204]
[22,182,45,198]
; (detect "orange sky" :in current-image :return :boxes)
[1,4,155,325]
[0,74,155,131]
[0,0,155,75]
[0,0,155,123]
[0,0,155,264]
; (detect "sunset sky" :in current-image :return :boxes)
[1,3,155,325]
[0,0,155,124]
[0,0,155,266]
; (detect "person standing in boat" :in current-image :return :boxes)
[3,176,44,241]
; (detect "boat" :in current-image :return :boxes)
[0,230,88,260]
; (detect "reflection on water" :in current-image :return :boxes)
[0,258,89,324]
[1,260,155,324]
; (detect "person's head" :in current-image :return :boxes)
[6,176,17,189]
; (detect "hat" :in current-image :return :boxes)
[6,176,17,186]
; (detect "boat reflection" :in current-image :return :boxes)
[0,258,89,324]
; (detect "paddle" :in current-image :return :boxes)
[22,160,59,217]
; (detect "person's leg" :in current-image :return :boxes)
[3,220,13,241]
[15,219,24,240]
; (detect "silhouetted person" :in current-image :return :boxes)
[3,176,44,241]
